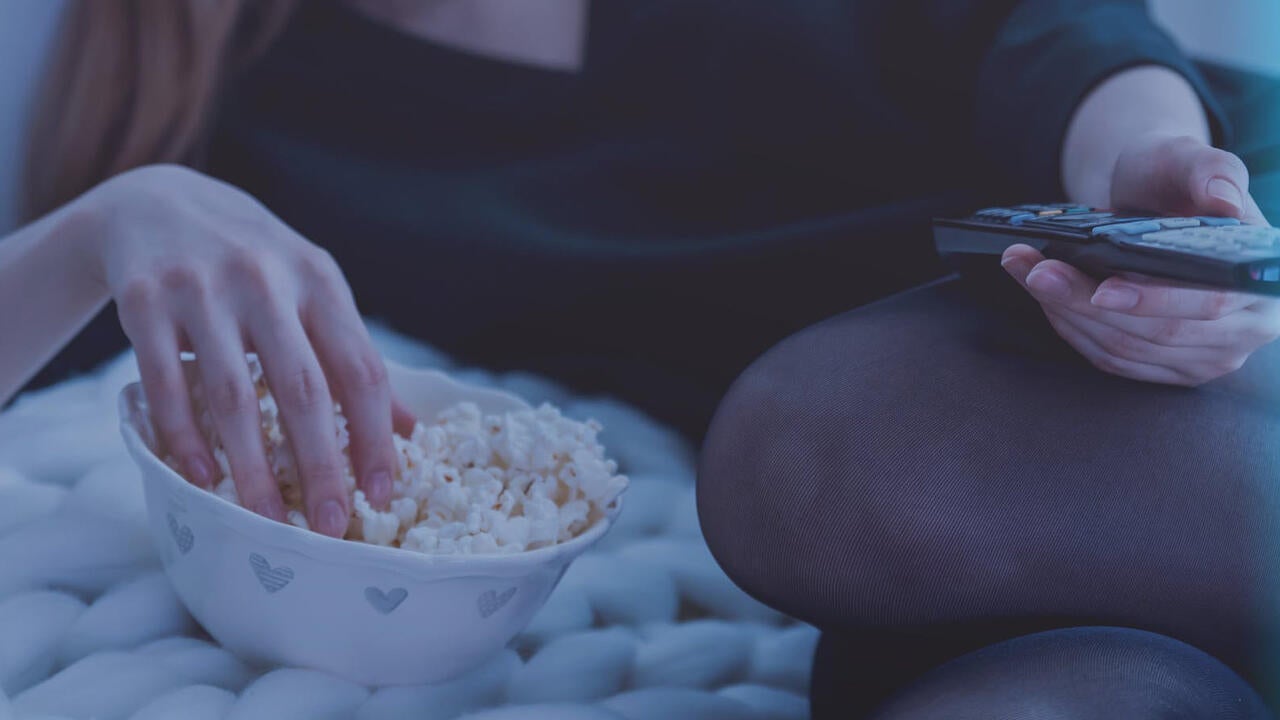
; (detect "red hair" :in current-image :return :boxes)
[23,0,297,221]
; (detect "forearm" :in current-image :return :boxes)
[0,201,109,406]
[1061,65,1211,207]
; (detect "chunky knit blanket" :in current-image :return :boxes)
[0,324,816,720]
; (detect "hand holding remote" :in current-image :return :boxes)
[1110,132,1267,226]
[1002,133,1280,386]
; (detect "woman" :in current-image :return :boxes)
[2,0,1277,714]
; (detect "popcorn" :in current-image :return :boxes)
[169,358,627,555]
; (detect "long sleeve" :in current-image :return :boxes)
[971,0,1231,198]
[870,0,1230,199]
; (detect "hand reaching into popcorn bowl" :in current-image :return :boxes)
[171,355,627,555]
[3,162,628,681]
[2,165,410,538]
[118,356,626,683]
[1,162,628,553]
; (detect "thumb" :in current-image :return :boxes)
[1112,135,1252,220]
[1195,152,1250,220]
[1184,148,1268,225]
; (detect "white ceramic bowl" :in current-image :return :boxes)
[118,362,617,686]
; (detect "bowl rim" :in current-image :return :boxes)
[117,363,619,580]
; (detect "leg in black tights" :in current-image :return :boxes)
[697,277,1280,716]
[871,627,1269,720]
[697,61,1280,718]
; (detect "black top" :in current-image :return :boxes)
[30,0,1227,438]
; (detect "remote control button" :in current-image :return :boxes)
[1046,212,1112,222]
[1159,218,1201,229]
[1238,235,1274,248]
[1011,203,1093,214]
[973,208,1037,225]
[1222,225,1280,245]
[1136,225,1280,258]
[1239,248,1280,258]
[1196,216,1242,227]
[1136,229,1201,248]
[1023,212,1117,230]
[1094,220,1163,236]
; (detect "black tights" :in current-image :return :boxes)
[698,279,1280,718]
[861,626,1267,719]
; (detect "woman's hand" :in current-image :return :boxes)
[1004,133,1280,385]
[85,164,396,535]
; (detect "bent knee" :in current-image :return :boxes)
[696,313,912,624]
[871,627,1269,720]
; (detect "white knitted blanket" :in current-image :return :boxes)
[0,325,816,720]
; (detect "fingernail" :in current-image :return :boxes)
[1000,257,1029,277]
[315,499,348,538]
[185,456,214,488]
[1207,177,1244,212]
[1092,285,1140,310]
[1026,269,1069,300]
[366,470,392,507]
[251,497,286,523]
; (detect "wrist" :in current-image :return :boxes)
[52,183,113,300]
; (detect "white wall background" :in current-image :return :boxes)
[0,0,65,233]
[1151,0,1280,76]
[0,1,1275,235]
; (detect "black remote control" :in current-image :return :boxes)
[933,203,1280,295]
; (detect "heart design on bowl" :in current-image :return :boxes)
[119,363,622,686]
[477,586,517,618]
[167,494,188,514]
[166,513,194,555]
[249,553,294,593]
[365,586,408,615]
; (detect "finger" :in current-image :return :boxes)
[1095,288,1280,349]
[1073,304,1272,349]
[299,251,398,509]
[1000,244,1046,285]
[1022,269,1272,347]
[1242,192,1270,227]
[392,398,417,438]
[1007,247,1268,348]
[1190,146,1251,220]
[1113,136,1250,219]
[1043,309,1194,385]
[118,297,215,488]
[1051,306,1244,382]
[185,313,286,522]
[1238,301,1280,351]
[1090,274,1256,320]
[1023,259,1099,309]
[1245,294,1280,321]
[308,318,396,510]
[248,308,351,538]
